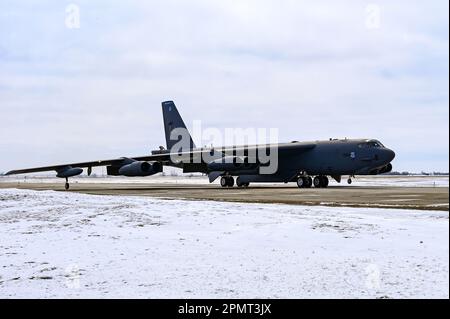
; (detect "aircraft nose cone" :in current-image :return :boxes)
[386,149,395,162]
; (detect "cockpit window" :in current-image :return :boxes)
[358,140,384,148]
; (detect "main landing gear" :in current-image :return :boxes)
[221,176,249,188]
[65,178,70,191]
[313,175,329,188]
[236,177,250,188]
[220,176,235,187]
[296,176,312,188]
[297,175,329,188]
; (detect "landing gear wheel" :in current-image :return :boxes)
[227,177,235,187]
[220,177,228,187]
[320,176,329,188]
[304,176,312,188]
[314,176,329,188]
[65,179,70,191]
[296,177,305,188]
[236,177,247,188]
[313,176,322,188]
[347,178,352,184]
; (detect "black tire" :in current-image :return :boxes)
[304,176,312,188]
[65,182,70,191]
[347,178,352,184]
[321,176,329,188]
[296,177,305,188]
[227,177,235,187]
[236,177,244,187]
[313,176,322,188]
[220,177,228,187]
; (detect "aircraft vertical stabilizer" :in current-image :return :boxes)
[161,101,196,151]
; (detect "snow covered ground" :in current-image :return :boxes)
[0,188,448,299]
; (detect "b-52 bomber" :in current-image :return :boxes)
[6,101,395,190]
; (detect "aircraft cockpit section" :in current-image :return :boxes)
[358,140,384,149]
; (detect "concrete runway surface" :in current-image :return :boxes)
[0,180,448,211]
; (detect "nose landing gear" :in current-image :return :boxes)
[65,178,70,190]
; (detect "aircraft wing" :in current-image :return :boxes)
[5,142,317,176]
[5,153,172,175]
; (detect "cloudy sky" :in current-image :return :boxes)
[0,0,448,173]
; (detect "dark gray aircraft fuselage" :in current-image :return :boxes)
[227,139,394,184]
[174,138,395,184]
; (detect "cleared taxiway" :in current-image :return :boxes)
[0,181,448,211]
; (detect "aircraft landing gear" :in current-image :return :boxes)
[313,175,329,188]
[296,176,312,188]
[347,175,354,184]
[236,177,250,188]
[305,176,312,188]
[321,176,329,188]
[220,176,235,187]
[65,178,70,191]
[296,177,304,188]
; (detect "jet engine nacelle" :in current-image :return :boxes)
[56,167,83,178]
[118,161,162,177]
[207,156,258,172]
